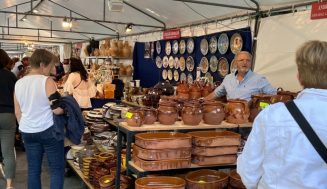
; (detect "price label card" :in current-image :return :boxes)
[259,102,270,109]
[125,112,133,119]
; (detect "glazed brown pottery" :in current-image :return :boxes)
[202,100,225,125]
[133,155,191,171]
[181,102,202,126]
[154,81,175,96]
[142,88,162,108]
[249,93,273,122]
[98,175,114,188]
[110,40,119,57]
[176,81,190,100]
[188,131,241,147]
[201,84,213,97]
[135,176,186,189]
[189,82,202,99]
[185,169,229,189]
[226,99,250,124]
[141,107,157,124]
[122,41,131,58]
[271,88,297,103]
[125,65,133,76]
[229,170,246,189]
[135,132,192,149]
[192,146,239,156]
[192,154,237,165]
[133,145,191,160]
[157,101,178,125]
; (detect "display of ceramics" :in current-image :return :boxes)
[218,33,229,55]
[163,56,169,68]
[200,38,209,55]
[209,55,218,72]
[230,58,238,73]
[200,57,209,73]
[187,38,194,54]
[156,41,161,54]
[180,72,187,81]
[218,57,229,77]
[167,69,173,80]
[180,57,186,71]
[174,70,179,81]
[156,56,162,68]
[209,36,218,54]
[179,40,186,54]
[169,56,174,68]
[165,41,171,55]
[162,69,168,80]
[187,73,193,84]
[186,56,195,72]
[174,57,179,69]
[172,40,179,54]
[230,33,243,54]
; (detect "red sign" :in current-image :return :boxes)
[163,29,181,40]
[311,2,327,20]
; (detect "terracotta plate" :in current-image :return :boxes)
[165,41,171,55]
[168,56,174,68]
[162,69,168,80]
[172,40,179,54]
[187,38,194,54]
[230,33,243,54]
[230,58,238,73]
[187,73,193,85]
[200,57,209,73]
[200,38,209,55]
[209,36,218,54]
[186,56,195,72]
[218,57,229,77]
[163,56,169,68]
[174,70,179,81]
[180,72,187,81]
[156,41,161,54]
[218,33,229,55]
[174,57,179,69]
[155,56,162,68]
[167,69,173,80]
[209,55,218,72]
[179,40,186,54]
[179,57,186,71]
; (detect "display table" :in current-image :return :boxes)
[67,160,94,189]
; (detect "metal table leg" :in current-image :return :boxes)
[125,132,133,175]
[115,128,122,189]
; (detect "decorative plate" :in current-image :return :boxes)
[167,69,173,80]
[162,69,168,80]
[180,72,187,81]
[209,55,218,72]
[179,57,186,71]
[187,38,194,54]
[174,57,179,69]
[179,40,186,54]
[163,56,169,68]
[174,70,179,81]
[230,58,238,73]
[172,40,179,54]
[186,56,195,72]
[230,33,243,54]
[156,41,161,54]
[200,57,209,73]
[187,73,193,84]
[218,57,229,77]
[200,38,209,55]
[169,56,174,68]
[205,72,213,84]
[155,56,162,68]
[165,41,171,55]
[218,33,229,55]
[209,36,218,54]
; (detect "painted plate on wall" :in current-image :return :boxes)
[172,40,179,54]
[209,55,218,72]
[209,36,218,54]
[205,72,213,84]
[200,57,209,73]
[187,38,194,54]
[163,56,169,68]
[218,57,229,77]
[230,58,238,73]
[179,40,186,54]
[162,69,168,80]
[218,33,229,55]
[168,69,173,80]
[156,41,161,54]
[180,72,187,81]
[155,56,162,68]
[187,73,193,84]
[230,33,243,54]
[165,41,171,55]
[169,56,174,68]
[174,57,179,69]
[174,70,179,81]
[179,57,186,71]
[200,38,209,55]
[186,56,195,72]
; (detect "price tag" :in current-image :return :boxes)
[125,112,133,119]
[259,102,270,109]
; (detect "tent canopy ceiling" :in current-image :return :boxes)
[0,0,313,49]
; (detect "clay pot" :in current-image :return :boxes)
[181,102,202,126]
[103,39,110,49]
[176,81,190,100]
[271,88,297,103]
[226,99,250,124]
[125,108,144,127]
[99,175,114,188]
[122,41,131,58]
[117,40,124,56]
[110,40,119,57]
[202,100,225,125]
[229,170,246,189]
[125,65,133,76]
[249,93,272,122]
[185,169,229,189]
[93,48,100,56]
[119,64,126,76]
[189,82,202,100]
[157,101,178,125]
[135,176,186,189]
[154,81,175,96]
[141,107,157,125]
[201,84,214,97]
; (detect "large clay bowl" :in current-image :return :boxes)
[135,176,186,189]
[185,169,228,189]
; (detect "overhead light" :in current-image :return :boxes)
[62,17,72,28]
[21,17,27,22]
[125,23,133,33]
[32,9,39,13]
[108,0,124,12]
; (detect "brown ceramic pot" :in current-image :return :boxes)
[271,88,297,103]
[135,176,186,189]
[189,82,202,100]
[229,170,246,189]
[202,100,225,125]
[110,40,119,57]
[226,99,250,124]
[125,108,144,127]
[249,93,272,122]
[98,175,114,188]
[201,84,214,97]
[122,41,131,58]
[141,107,157,125]
[125,65,133,76]
[158,101,178,125]
[185,169,229,189]
[181,102,202,126]
[176,81,190,100]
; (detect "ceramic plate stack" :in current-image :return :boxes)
[132,132,192,171]
[85,109,109,133]
[188,131,241,166]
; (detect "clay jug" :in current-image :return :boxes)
[203,100,225,125]
[189,82,202,100]
[201,83,214,97]
[157,101,178,125]
[226,99,250,124]
[141,107,157,125]
[110,40,119,57]
[271,88,297,103]
[125,65,133,76]
[249,94,272,122]
[104,39,110,49]
[181,101,202,126]
[122,41,132,58]
[125,108,144,127]
[176,80,189,100]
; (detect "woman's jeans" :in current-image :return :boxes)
[21,126,65,189]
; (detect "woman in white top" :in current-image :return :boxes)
[63,57,96,109]
[14,49,65,189]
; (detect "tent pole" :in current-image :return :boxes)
[249,0,260,69]
[173,0,257,11]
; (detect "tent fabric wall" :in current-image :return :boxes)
[254,10,327,92]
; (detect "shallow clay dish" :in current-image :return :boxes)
[187,131,241,147]
[135,132,192,149]
[133,155,191,171]
[133,145,191,160]
[135,176,186,189]
[185,169,229,189]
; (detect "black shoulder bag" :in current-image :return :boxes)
[285,101,327,163]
